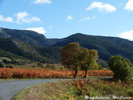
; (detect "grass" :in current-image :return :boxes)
[0,78,27,81]
[71,79,133,100]
[12,77,133,100]
[12,87,31,100]
[12,79,73,100]
[0,78,52,81]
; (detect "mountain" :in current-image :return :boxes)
[0,27,62,63]
[51,33,133,62]
[0,27,133,65]
[0,38,61,63]
[0,27,55,47]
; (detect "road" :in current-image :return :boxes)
[0,79,61,100]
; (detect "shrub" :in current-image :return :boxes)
[127,89,133,97]
[46,64,55,69]
[0,61,5,68]
[6,65,13,68]
[37,62,43,68]
[3,59,8,64]
[108,55,133,82]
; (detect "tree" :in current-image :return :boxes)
[60,42,99,78]
[3,59,8,64]
[60,42,83,78]
[80,49,99,78]
[37,62,43,68]
[108,55,133,82]
[0,61,5,68]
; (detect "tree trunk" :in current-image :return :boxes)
[74,68,78,78]
[84,68,88,78]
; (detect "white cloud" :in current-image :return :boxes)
[66,15,73,20]
[16,12,28,20]
[119,30,133,40]
[125,0,133,11]
[86,2,116,13]
[0,12,40,24]
[15,12,41,24]
[33,0,51,4]
[26,27,46,34]
[80,16,96,21]
[0,15,14,22]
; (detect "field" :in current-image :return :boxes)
[0,68,113,79]
[1,63,132,100]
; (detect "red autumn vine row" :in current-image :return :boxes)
[0,68,113,79]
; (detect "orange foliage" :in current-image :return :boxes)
[0,68,113,79]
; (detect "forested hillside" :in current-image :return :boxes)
[0,27,133,64]
[0,37,61,63]
[52,33,133,62]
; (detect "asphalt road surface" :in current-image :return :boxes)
[0,79,61,100]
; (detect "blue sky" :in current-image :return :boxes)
[0,0,133,40]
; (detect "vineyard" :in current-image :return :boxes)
[0,68,113,79]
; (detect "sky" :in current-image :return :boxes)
[0,0,133,40]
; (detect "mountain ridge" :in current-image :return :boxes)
[0,27,133,64]
[51,33,133,62]
[0,27,55,47]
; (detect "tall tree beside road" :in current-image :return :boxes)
[80,48,99,78]
[60,42,82,78]
[60,42,99,78]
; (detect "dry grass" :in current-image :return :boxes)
[12,80,73,100]
[13,77,133,100]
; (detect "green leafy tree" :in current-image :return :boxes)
[60,42,83,78]
[81,49,99,78]
[0,61,5,68]
[108,55,133,82]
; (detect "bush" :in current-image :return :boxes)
[127,89,133,97]
[3,59,8,64]
[46,64,55,69]
[37,62,43,68]
[108,55,133,82]
[0,61,5,68]
[6,65,13,68]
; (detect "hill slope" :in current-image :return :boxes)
[0,27,54,47]
[0,37,61,63]
[0,27,133,64]
[52,33,133,62]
